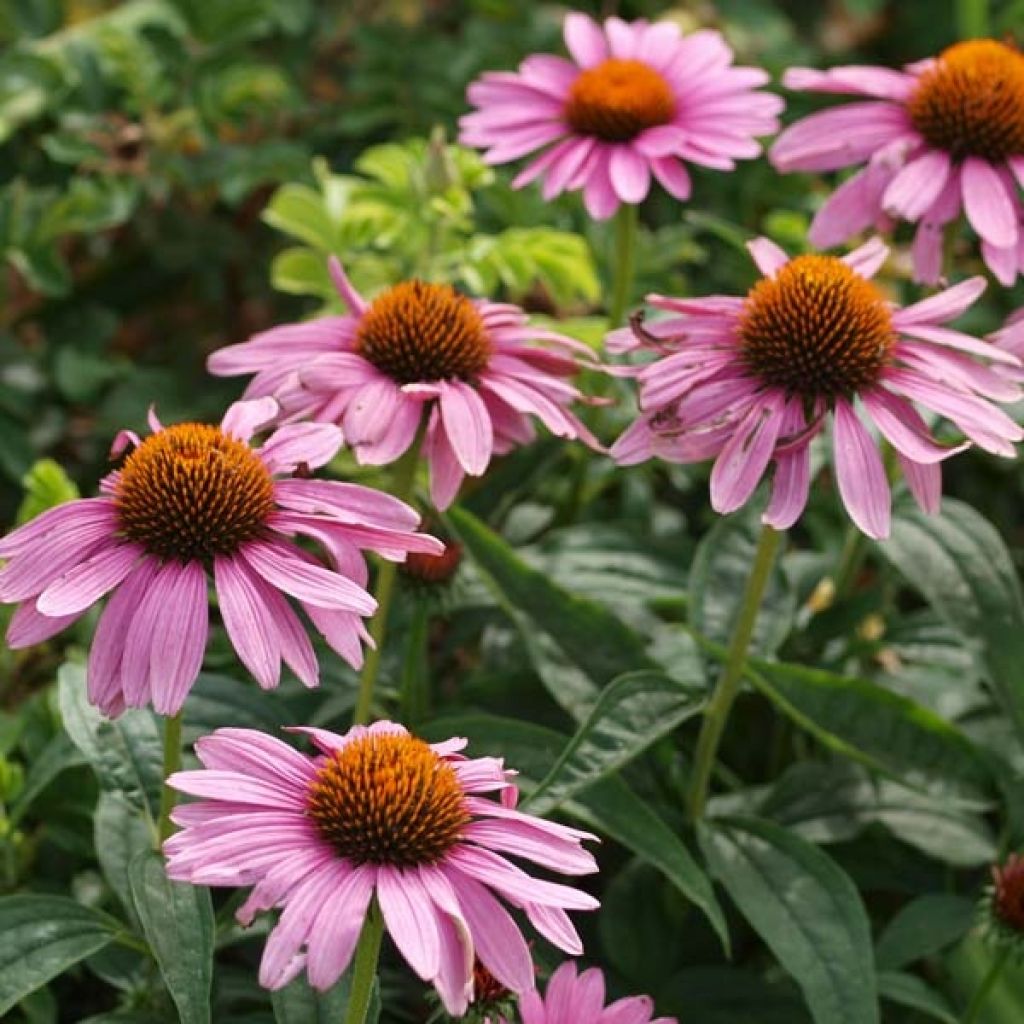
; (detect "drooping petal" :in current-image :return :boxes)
[832,399,890,539]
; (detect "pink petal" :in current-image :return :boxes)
[35,543,139,616]
[149,560,209,715]
[893,276,986,326]
[563,12,608,68]
[962,157,1018,248]
[241,540,376,614]
[259,423,343,475]
[451,873,533,992]
[259,863,342,990]
[220,397,280,442]
[861,389,967,464]
[439,380,493,476]
[842,237,889,278]
[709,397,785,514]
[6,602,81,648]
[376,866,441,980]
[306,865,376,989]
[328,256,368,315]
[746,237,789,277]
[215,556,281,689]
[899,454,941,515]
[608,147,651,204]
[882,149,951,220]
[832,399,890,539]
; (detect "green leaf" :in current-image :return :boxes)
[525,667,704,815]
[271,973,379,1024]
[269,247,334,299]
[877,971,957,1024]
[424,713,728,950]
[58,662,163,823]
[446,505,659,716]
[129,850,214,1024]
[95,792,153,918]
[8,733,85,826]
[262,183,336,251]
[749,657,992,803]
[699,816,879,1024]
[15,459,79,525]
[875,894,977,970]
[690,507,795,657]
[880,499,1024,739]
[0,895,117,1015]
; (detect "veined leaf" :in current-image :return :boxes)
[879,499,1024,740]
[0,896,119,1015]
[700,816,879,1024]
[526,668,704,816]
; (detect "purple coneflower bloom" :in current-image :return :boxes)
[609,238,1022,539]
[0,399,441,716]
[515,961,676,1024]
[208,260,598,509]
[164,721,599,1015]
[771,41,1024,284]
[459,12,782,218]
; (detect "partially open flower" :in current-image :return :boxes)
[772,41,1024,284]
[208,260,599,509]
[0,399,441,716]
[519,962,676,1024]
[609,238,1022,538]
[164,721,599,1015]
[984,852,1024,952]
[460,12,782,218]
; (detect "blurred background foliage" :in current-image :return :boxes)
[3,1,1024,1022]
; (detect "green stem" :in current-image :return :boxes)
[608,203,639,328]
[399,596,432,726]
[956,0,990,38]
[686,524,782,821]
[156,712,183,844]
[343,902,384,1024]
[962,945,1010,1024]
[351,436,423,725]
[832,526,867,600]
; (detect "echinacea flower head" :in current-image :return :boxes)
[208,260,598,509]
[164,722,599,1015]
[609,238,1023,539]
[519,961,676,1024]
[772,40,1024,284]
[459,13,782,219]
[0,399,442,717]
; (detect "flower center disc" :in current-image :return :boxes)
[115,424,274,562]
[565,58,676,142]
[356,280,490,384]
[908,40,1024,161]
[738,255,894,398]
[307,733,470,867]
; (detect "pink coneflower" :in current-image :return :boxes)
[517,962,676,1024]
[163,721,599,1015]
[609,238,1022,539]
[208,261,598,509]
[0,399,441,716]
[458,13,782,218]
[771,40,1024,284]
